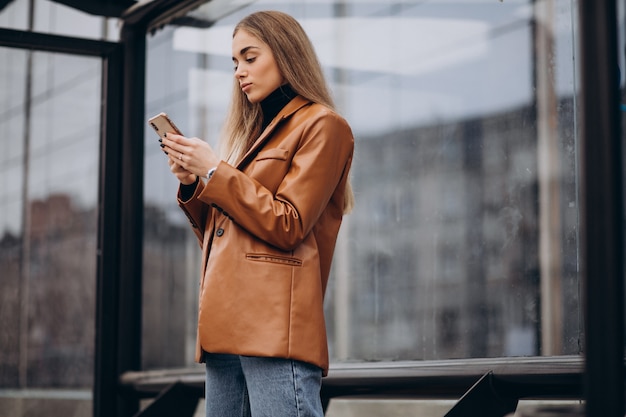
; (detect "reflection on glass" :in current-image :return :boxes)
[143,0,580,369]
[0,46,101,397]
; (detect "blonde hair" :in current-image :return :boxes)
[220,10,354,213]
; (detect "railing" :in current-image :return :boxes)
[119,356,584,417]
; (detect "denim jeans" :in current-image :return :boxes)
[204,353,324,417]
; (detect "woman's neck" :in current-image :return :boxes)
[260,84,297,131]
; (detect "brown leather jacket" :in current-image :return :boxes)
[178,96,354,374]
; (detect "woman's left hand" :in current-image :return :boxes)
[161,133,220,179]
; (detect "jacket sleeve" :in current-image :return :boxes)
[177,178,211,246]
[195,110,353,251]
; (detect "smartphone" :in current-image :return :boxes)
[147,112,183,138]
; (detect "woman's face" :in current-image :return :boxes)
[232,29,284,104]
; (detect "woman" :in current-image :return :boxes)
[160,10,354,417]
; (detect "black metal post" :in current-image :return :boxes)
[94,43,125,417]
[578,1,624,417]
[94,20,148,417]
[115,21,148,417]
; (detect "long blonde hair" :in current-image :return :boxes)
[220,10,354,213]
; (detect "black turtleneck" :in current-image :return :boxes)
[260,84,297,131]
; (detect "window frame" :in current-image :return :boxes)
[0,26,126,417]
[116,0,624,415]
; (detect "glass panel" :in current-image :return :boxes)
[0,0,29,30]
[0,47,101,413]
[143,25,203,369]
[0,0,120,42]
[143,0,581,369]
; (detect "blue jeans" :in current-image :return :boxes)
[204,353,324,417]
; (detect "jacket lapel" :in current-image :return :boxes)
[236,96,312,170]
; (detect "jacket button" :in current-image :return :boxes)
[216,228,224,237]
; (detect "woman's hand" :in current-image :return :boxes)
[167,157,197,185]
[161,133,220,184]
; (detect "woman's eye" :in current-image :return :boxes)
[246,57,256,64]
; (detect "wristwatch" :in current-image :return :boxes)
[206,167,216,179]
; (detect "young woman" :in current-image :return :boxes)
[160,10,354,417]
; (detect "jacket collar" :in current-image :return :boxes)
[237,96,312,169]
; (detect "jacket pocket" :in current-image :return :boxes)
[246,253,302,266]
[255,148,288,161]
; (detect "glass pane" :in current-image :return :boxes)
[143,0,581,369]
[0,47,101,412]
[0,0,29,30]
[0,0,120,42]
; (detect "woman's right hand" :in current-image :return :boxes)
[168,157,197,185]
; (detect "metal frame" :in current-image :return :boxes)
[120,355,585,399]
[2,0,623,415]
[115,1,624,416]
[95,31,134,417]
[0,20,151,417]
[95,20,148,417]
[0,27,118,54]
[579,1,624,416]
[118,356,585,416]
[0,27,127,417]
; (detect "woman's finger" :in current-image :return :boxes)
[163,133,190,153]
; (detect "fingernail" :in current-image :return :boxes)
[164,132,167,137]
[158,138,162,143]
[160,144,165,148]
[164,151,168,155]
